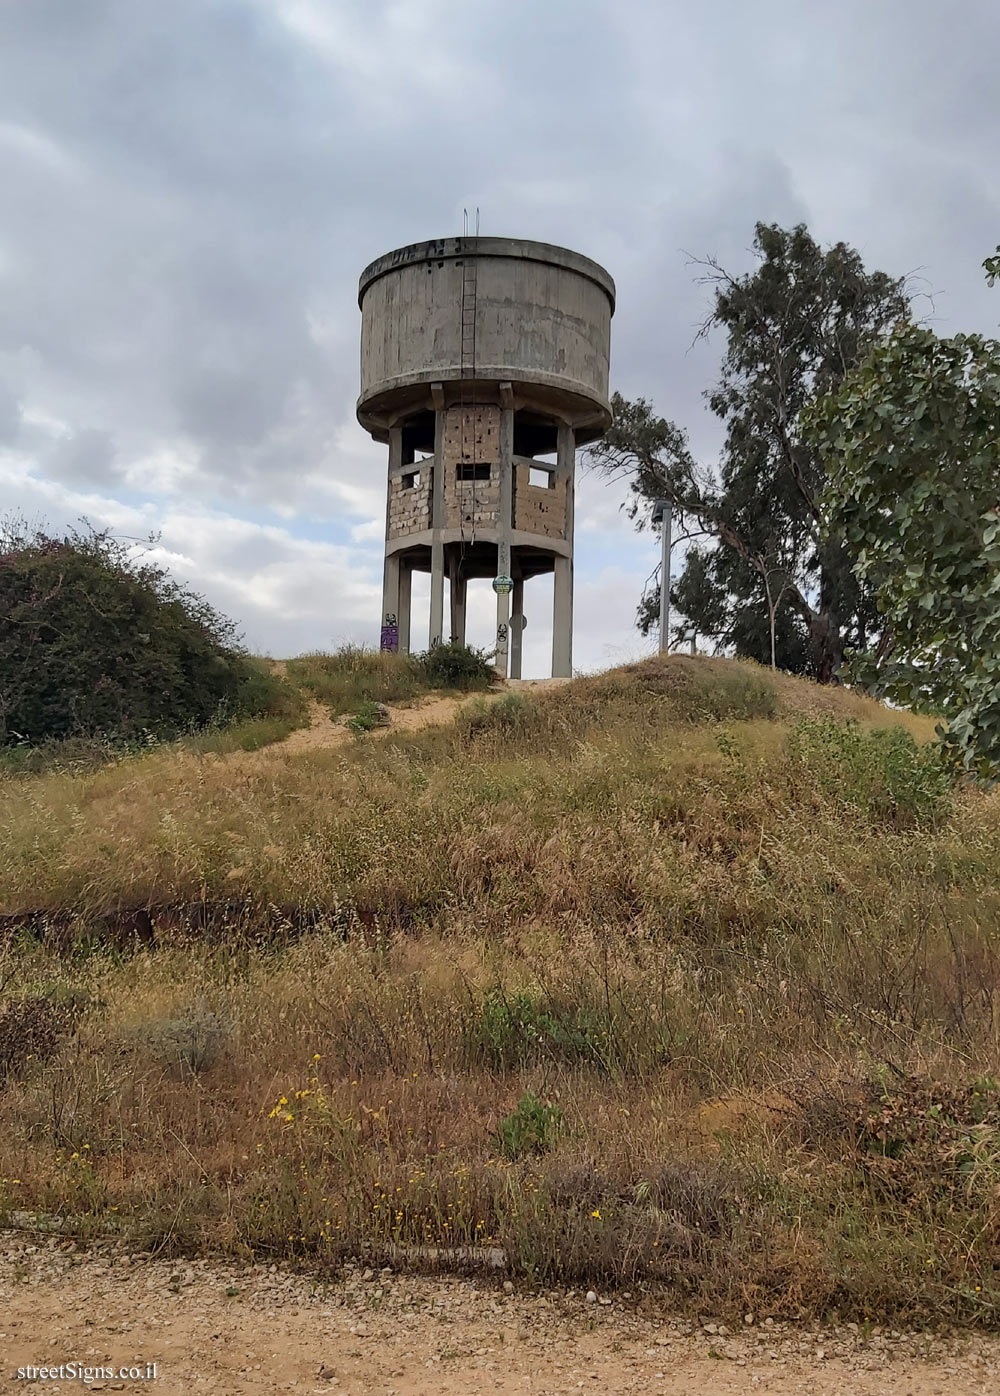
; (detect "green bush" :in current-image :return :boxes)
[0,522,290,746]
[496,1091,564,1160]
[473,989,609,1070]
[227,656,306,727]
[288,645,428,715]
[347,701,390,734]
[787,716,954,828]
[288,642,493,719]
[413,641,494,691]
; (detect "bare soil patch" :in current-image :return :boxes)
[246,687,512,760]
[2,1236,997,1395]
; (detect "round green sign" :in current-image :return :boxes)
[492,574,514,595]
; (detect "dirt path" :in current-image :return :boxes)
[254,679,567,762]
[277,692,486,757]
[2,1237,997,1395]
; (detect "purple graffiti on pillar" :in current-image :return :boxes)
[380,614,398,653]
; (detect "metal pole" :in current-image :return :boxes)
[659,500,672,655]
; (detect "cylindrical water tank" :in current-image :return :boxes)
[357,237,615,443]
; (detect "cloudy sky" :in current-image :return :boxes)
[1,0,998,674]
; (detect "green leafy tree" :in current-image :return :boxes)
[808,322,1000,777]
[593,223,909,680]
[0,521,280,746]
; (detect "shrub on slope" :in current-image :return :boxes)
[288,641,494,717]
[0,523,292,747]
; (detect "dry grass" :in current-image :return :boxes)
[1,656,997,1322]
[286,642,493,718]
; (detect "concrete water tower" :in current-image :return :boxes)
[357,237,615,677]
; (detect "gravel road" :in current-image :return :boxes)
[2,1233,999,1395]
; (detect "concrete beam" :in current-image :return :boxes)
[387,527,571,558]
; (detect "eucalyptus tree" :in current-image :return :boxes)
[593,223,909,680]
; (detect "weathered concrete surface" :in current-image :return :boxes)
[358,237,614,443]
[359,236,614,677]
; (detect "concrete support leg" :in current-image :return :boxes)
[449,560,467,646]
[494,392,514,678]
[495,568,510,678]
[430,541,445,649]
[510,575,524,679]
[429,401,446,647]
[380,552,400,652]
[380,424,404,652]
[398,562,412,655]
[552,422,576,677]
[552,556,573,677]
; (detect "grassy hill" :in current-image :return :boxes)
[2,655,999,1323]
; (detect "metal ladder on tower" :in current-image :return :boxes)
[460,257,477,380]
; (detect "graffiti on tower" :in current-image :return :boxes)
[380,614,399,653]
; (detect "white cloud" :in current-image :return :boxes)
[1,0,999,673]
[0,120,79,176]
